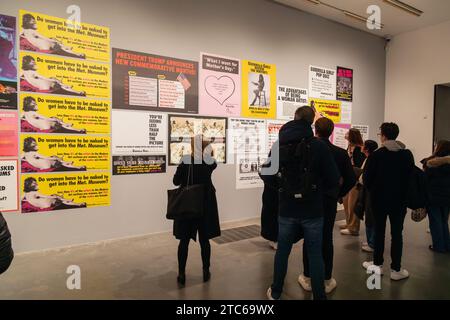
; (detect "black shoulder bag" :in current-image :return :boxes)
[166,164,205,220]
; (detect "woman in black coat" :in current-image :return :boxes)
[259,151,278,249]
[172,136,221,285]
[0,212,14,275]
[422,140,450,253]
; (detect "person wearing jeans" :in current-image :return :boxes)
[272,216,325,300]
[422,140,450,253]
[263,106,339,300]
[301,117,356,293]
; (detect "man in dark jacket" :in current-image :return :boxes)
[0,212,14,275]
[299,117,356,294]
[266,106,340,300]
[363,123,414,281]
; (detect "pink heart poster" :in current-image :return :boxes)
[199,53,241,117]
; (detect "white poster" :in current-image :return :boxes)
[331,124,351,150]
[340,101,352,124]
[352,124,369,141]
[267,119,287,152]
[277,85,308,120]
[309,65,337,100]
[0,160,18,212]
[236,154,266,190]
[112,110,167,155]
[228,118,267,189]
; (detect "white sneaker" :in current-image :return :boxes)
[325,278,337,293]
[266,287,279,300]
[269,241,278,250]
[297,274,312,291]
[362,261,384,275]
[390,269,409,281]
[362,241,368,246]
[361,245,374,253]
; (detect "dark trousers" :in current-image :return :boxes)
[373,207,407,271]
[428,206,450,252]
[178,230,211,274]
[303,197,337,280]
[271,216,326,300]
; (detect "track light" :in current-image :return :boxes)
[383,0,423,17]
[343,11,384,29]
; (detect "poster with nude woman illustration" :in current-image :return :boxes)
[19,51,110,98]
[21,173,110,213]
[241,60,276,119]
[19,10,110,62]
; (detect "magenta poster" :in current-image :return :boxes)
[0,14,18,110]
[336,67,353,102]
[0,111,18,157]
[199,53,240,117]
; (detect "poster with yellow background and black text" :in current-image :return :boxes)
[21,172,110,213]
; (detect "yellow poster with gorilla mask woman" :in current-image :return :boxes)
[19,51,110,98]
[20,134,110,173]
[19,10,110,62]
[21,173,110,213]
[242,60,276,119]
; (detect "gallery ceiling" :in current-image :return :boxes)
[273,0,450,38]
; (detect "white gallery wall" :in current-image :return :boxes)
[2,0,386,253]
[385,20,450,163]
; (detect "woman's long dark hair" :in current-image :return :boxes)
[347,128,364,147]
[433,140,450,157]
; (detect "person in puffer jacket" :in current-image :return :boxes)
[422,140,450,253]
[0,211,14,275]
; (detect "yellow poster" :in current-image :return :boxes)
[19,10,110,62]
[309,98,341,123]
[19,51,110,98]
[242,60,276,119]
[20,134,110,172]
[19,93,110,134]
[21,173,110,213]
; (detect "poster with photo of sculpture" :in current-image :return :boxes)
[168,115,226,165]
[236,153,266,189]
[112,155,166,176]
[112,110,167,155]
[20,134,110,173]
[0,111,18,157]
[199,52,240,117]
[336,67,353,102]
[20,172,110,213]
[309,65,336,100]
[309,98,341,123]
[112,48,198,114]
[0,14,17,110]
[19,93,110,134]
[19,10,110,62]
[242,60,276,119]
[0,159,19,212]
[19,51,110,98]
[277,85,308,120]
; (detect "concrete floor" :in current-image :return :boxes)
[0,217,449,300]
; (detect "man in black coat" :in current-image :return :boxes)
[265,106,340,300]
[299,117,356,294]
[363,122,414,281]
[0,212,14,275]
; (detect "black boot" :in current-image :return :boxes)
[203,268,211,282]
[177,272,186,286]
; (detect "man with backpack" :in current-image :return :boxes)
[266,106,340,300]
[362,123,415,280]
[299,117,356,294]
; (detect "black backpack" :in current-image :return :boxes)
[277,137,319,202]
[0,212,14,275]
[407,165,427,210]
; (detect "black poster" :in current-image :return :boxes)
[112,48,198,114]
